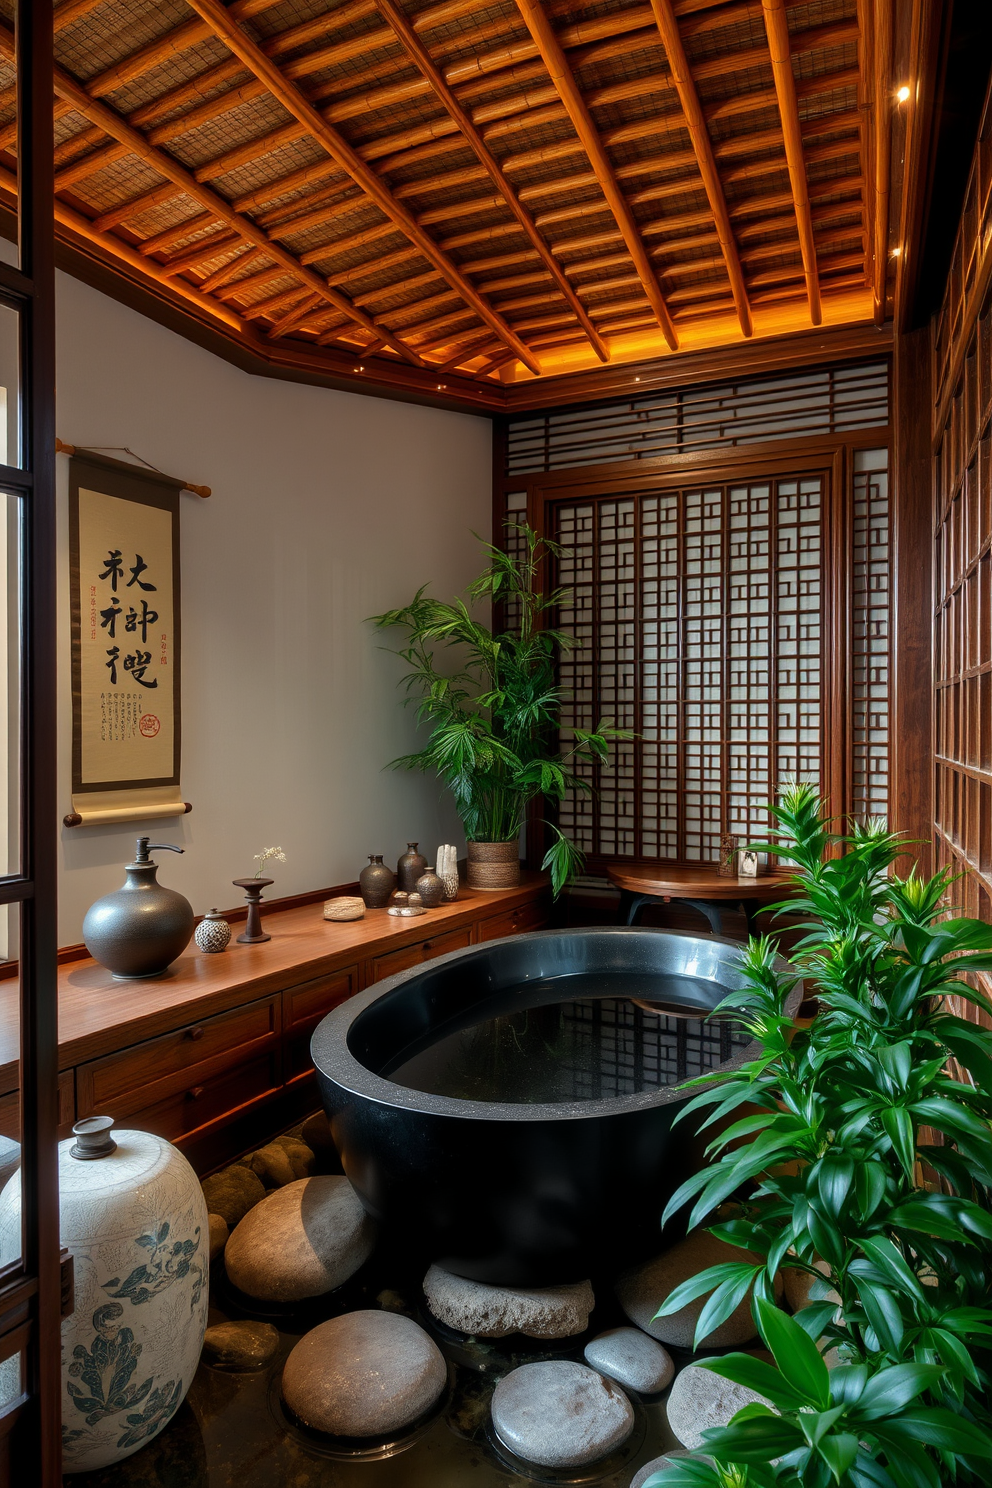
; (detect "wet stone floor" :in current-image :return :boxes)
[66,1239,705,1488]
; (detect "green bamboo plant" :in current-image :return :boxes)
[646,783,992,1488]
[370,523,628,895]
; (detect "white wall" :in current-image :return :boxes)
[54,274,492,943]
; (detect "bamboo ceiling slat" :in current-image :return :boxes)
[23,0,886,390]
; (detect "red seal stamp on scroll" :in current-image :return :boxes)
[139,713,161,738]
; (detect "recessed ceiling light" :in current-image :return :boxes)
[897,84,911,102]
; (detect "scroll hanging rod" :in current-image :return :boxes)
[54,439,211,498]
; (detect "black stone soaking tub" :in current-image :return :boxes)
[312,928,796,1287]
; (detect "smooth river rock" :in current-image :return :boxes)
[201,1164,266,1228]
[207,1213,229,1262]
[423,1264,594,1339]
[631,1452,694,1488]
[202,1320,280,1370]
[225,1175,375,1302]
[282,1310,446,1437]
[491,1360,634,1468]
[665,1364,772,1451]
[616,1231,782,1348]
[584,1327,674,1394]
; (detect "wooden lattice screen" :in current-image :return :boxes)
[499,362,891,868]
[932,88,992,925]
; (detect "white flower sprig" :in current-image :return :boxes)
[253,846,287,878]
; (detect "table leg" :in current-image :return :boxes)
[681,899,724,935]
[741,899,761,937]
[619,891,655,927]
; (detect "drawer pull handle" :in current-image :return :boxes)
[187,1086,204,1101]
[185,1027,204,1042]
[422,941,432,952]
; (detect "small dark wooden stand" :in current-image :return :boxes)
[605,863,794,937]
[232,878,273,943]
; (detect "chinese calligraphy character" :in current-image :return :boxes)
[122,650,157,688]
[99,551,125,591]
[127,555,156,592]
[100,597,123,638]
[106,646,120,684]
[124,600,159,643]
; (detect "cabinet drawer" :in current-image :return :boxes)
[77,995,280,1118]
[371,926,473,982]
[476,898,548,943]
[284,967,359,1085]
[0,1073,75,1142]
[284,967,358,1033]
[116,1051,280,1148]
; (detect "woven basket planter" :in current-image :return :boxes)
[466,840,520,891]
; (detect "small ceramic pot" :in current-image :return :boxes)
[414,867,445,908]
[397,843,427,893]
[359,855,395,908]
[194,910,231,953]
[466,840,520,890]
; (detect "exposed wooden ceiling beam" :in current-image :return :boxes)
[511,0,678,350]
[649,0,752,336]
[371,0,610,363]
[871,0,892,325]
[761,0,822,324]
[0,22,423,368]
[183,0,542,376]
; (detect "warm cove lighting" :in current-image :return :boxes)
[897,84,911,102]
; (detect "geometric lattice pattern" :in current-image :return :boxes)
[553,475,825,863]
[851,449,890,823]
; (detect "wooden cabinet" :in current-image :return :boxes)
[284,967,358,1084]
[370,925,473,982]
[35,875,550,1173]
[76,996,281,1138]
[475,897,549,944]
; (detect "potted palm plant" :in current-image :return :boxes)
[370,523,627,895]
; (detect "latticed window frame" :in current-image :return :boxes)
[495,425,891,873]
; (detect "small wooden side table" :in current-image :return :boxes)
[605,863,795,937]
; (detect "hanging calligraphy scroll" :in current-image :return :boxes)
[67,451,186,827]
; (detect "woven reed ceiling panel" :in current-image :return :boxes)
[0,0,888,399]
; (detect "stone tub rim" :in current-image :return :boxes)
[310,926,800,1124]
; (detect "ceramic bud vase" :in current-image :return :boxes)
[414,866,445,907]
[359,855,395,908]
[0,1117,209,1474]
[466,841,520,890]
[232,878,273,943]
[436,844,459,901]
[397,842,427,893]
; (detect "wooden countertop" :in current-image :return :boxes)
[0,875,549,1091]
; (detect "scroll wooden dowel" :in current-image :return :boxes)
[55,440,211,498]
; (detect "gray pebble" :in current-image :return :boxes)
[665,1364,772,1450]
[584,1327,674,1393]
[491,1360,634,1468]
[282,1310,446,1437]
[424,1264,593,1339]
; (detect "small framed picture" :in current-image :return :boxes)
[739,849,759,878]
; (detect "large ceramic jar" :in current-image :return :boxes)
[0,1117,209,1474]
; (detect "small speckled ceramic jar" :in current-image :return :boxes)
[414,867,445,907]
[0,1119,209,1474]
[194,909,231,954]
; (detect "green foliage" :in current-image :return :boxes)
[654,782,992,1488]
[370,524,628,894]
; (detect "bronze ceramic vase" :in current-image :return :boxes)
[82,838,194,979]
[397,842,427,893]
[414,867,445,908]
[360,854,395,908]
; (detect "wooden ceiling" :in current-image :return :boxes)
[0,0,898,408]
